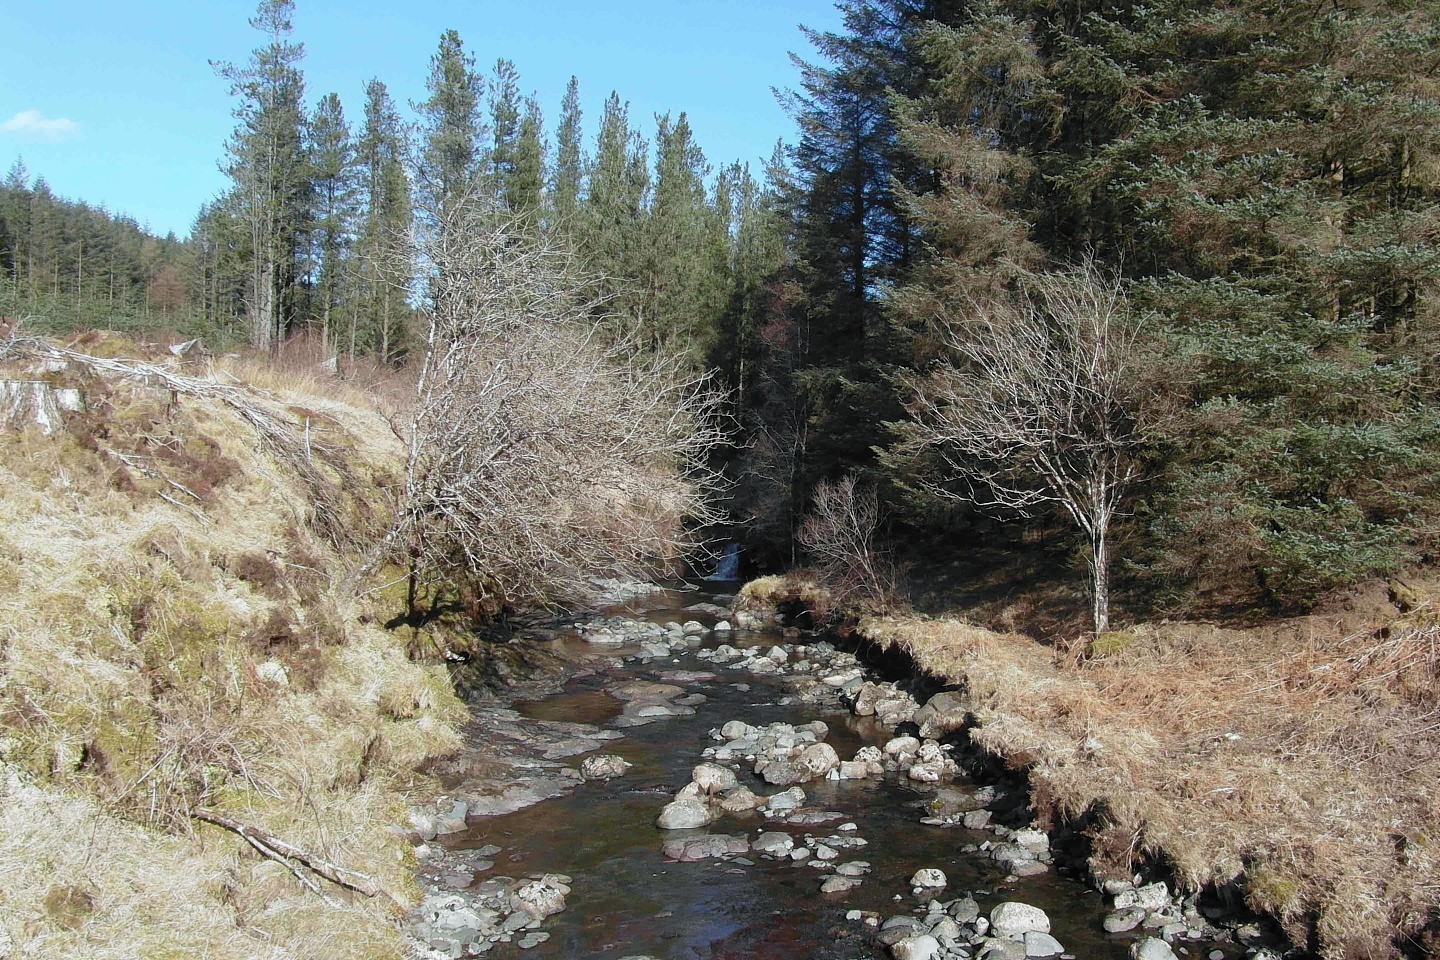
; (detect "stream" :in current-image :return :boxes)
[414,583,1232,960]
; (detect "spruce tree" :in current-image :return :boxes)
[308,91,357,350]
[551,77,584,230]
[355,78,412,361]
[212,0,311,349]
[416,29,483,222]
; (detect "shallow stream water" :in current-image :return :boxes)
[448,585,1145,960]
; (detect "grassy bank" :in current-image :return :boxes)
[0,335,467,959]
[740,573,1440,959]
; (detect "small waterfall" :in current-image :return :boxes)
[706,542,740,581]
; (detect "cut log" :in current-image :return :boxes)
[1,380,64,434]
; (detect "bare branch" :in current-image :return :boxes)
[893,258,1143,633]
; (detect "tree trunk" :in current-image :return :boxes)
[1,380,64,435]
[1091,524,1110,635]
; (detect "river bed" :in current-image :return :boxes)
[418,584,1230,960]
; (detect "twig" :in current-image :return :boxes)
[193,808,399,904]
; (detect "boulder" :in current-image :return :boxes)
[716,785,763,813]
[915,690,968,739]
[909,867,947,889]
[821,876,862,894]
[890,934,941,960]
[656,799,715,830]
[798,742,840,778]
[510,878,567,920]
[989,902,1050,938]
[1131,938,1178,960]
[692,762,738,794]
[580,754,632,781]
[751,832,795,855]
[1023,932,1065,957]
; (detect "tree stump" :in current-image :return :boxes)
[1,380,65,435]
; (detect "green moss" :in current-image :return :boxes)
[1090,630,1137,657]
[1247,862,1302,915]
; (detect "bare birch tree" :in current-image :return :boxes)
[797,473,898,614]
[386,195,726,610]
[891,260,1142,634]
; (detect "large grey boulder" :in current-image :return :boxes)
[1131,938,1178,960]
[890,934,941,960]
[915,690,968,739]
[656,799,716,830]
[989,902,1051,938]
[692,762,738,794]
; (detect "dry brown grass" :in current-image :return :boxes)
[0,340,466,959]
[748,571,1440,959]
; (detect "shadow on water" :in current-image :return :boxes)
[454,586,1143,960]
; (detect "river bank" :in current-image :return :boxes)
[400,583,1268,960]
[734,573,1440,960]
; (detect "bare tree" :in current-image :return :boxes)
[383,195,726,610]
[892,260,1142,634]
[797,473,899,614]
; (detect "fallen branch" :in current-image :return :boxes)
[194,808,399,904]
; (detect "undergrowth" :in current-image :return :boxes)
[741,571,1440,959]
[0,334,465,959]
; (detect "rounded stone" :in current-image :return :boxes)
[909,867,947,889]
[891,934,941,960]
[692,762,738,794]
[990,902,1051,937]
[1131,938,1178,960]
[656,799,715,830]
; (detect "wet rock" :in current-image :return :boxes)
[656,799,716,830]
[692,761,738,794]
[1131,938,1178,960]
[1116,881,1171,912]
[964,809,992,829]
[509,876,568,920]
[949,896,981,923]
[822,875,862,894]
[763,786,806,812]
[517,931,550,949]
[915,690,968,740]
[752,831,795,856]
[891,934,941,960]
[910,867,947,889]
[580,754,632,781]
[990,902,1050,937]
[836,860,871,877]
[978,939,1028,960]
[1104,908,1146,933]
[682,620,706,635]
[884,735,921,760]
[662,834,750,861]
[798,742,840,779]
[1024,931,1065,957]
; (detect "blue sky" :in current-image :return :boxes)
[0,1,845,238]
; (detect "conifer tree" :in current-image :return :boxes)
[551,77,584,230]
[308,91,357,350]
[416,29,483,222]
[212,0,311,349]
[355,78,412,361]
[508,97,546,219]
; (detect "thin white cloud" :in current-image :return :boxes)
[0,109,80,143]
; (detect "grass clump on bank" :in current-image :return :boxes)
[0,335,466,959]
[746,571,1440,959]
